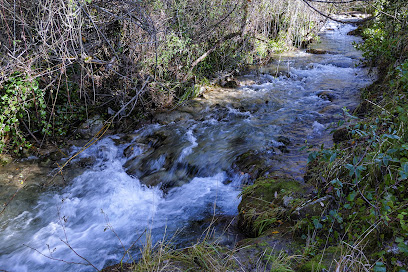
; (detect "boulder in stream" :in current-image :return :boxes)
[316,90,337,102]
[306,48,328,54]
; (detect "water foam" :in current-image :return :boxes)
[0,138,240,272]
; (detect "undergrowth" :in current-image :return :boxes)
[124,229,298,272]
[0,0,327,155]
[301,3,408,269]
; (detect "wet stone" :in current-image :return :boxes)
[277,136,291,146]
[72,156,96,167]
[123,143,149,158]
[154,111,193,124]
[140,170,168,187]
[233,151,268,181]
[277,145,289,153]
[317,90,337,102]
[306,48,328,54]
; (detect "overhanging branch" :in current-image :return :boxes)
[301,0,375,24]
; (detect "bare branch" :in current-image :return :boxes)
[301,0,375,24]
[24,244,94,268]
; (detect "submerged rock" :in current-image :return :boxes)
[154,111,193,124]
[277,136,291,146]
[140,170,168,187]
[306,48,327,54]
[232,151,268,181]
[317,90,337,102]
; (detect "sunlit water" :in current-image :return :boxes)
[0,21,374,271]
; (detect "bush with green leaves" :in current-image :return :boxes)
[0,74,50,153]
[355,1,408,73]
[305,83,408,269]
[299,3,408,268]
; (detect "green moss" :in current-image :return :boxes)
[297,258,327,272]
[241,177,303,202]
[238,177,307,236]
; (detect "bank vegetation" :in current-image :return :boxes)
[0,0,330,155]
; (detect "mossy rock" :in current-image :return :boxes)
[296,246,343,271]
[235,232,303,271]
[297,256,328,272]
[238,177,309,237]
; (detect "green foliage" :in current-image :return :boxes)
[254,36,288,61]
[392,60,408,92]
[50,84,87,138]
[355,1,408,71]
[0,72,88,154]
[152,33,192,80]
[305,58,408,267]
[0,74,49,153]
[374,262,387,272]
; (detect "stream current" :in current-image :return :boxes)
[0,21,374,271]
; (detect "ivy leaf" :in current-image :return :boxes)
[345,164,355,177]
[373,262,386,272]
[347,191,357,202]
[398,241,408,255]
[313,219,322,229]
[399,162,408,180]
[382,155,392,166]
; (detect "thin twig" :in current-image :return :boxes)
[24,244,93,267]
[0,186,24,217]
[111,76,151,121]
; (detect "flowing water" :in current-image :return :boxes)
[0,21,374,271]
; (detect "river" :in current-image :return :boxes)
[0,21,374,271]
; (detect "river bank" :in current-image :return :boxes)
[0,12,378,272]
